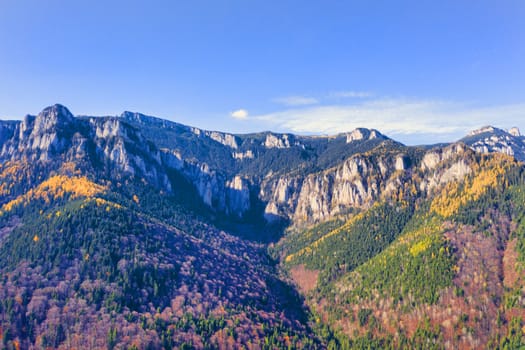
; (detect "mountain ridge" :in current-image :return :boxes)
[1,104,525,349]
[1,104,524,227]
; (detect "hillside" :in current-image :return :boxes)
[276,151,525,348]
[0,106,315,349]
[1,104,524,349]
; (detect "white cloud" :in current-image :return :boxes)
[231,109,249,120]
[330,91,373,99]
[252,98,525,144]
[273,96,319,106]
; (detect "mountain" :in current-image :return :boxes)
[460,125,525,161]
[1,104,524,349]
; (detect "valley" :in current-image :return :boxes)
[1,104,524,349]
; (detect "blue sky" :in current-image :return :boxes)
[0,0,524,144]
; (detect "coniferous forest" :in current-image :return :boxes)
[1,105,525,349]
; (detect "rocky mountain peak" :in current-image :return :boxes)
[345,128,384,143]
[263,133,293,148]
[467,125,497,137]
[461,125,525,161]
[509,127,521,137]
[32,104,75,134]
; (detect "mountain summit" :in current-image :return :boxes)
[461,125,525,161]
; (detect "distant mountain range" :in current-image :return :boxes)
[1,104,524,349]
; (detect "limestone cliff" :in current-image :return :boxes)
[1,106,520,226]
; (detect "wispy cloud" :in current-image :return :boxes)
[231,109,249,120]
[273,96,319,106]
[252,98,525,144]
[330,90,373,99]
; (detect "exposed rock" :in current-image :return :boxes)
[440,161,471,184]
[264,133,292,149]
[421,143,467,171]
[32,104,74,135]
[468,126,496,137]
[92,118,124,138]
[1,106,173,192]
[462,126,525,161]
[233,150,254,160]
[265,154,397,224]
[161,149,185,170]
[420,152,442,171]
[3,105,77,161]
[3,104,519,226]
[186,125,240,149]
[91,118,172,191]
[261,177,303,221]
[395,154,409,171]
[345,128,381,143]
[69,132,89,159]
[509,127,521,137]
[264,202,281,223]
[206,131,239,149]
[421,160,472,193]
[226,176,251,218]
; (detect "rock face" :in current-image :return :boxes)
[345,128,381,143]
[2,105,522,226]
[420,143,467,171]
[233,150,254,160]
[509,127,521,137]
[0,105,171,192]
[226,176,251,218]
[258,142,477,225]
[264,133,294,149]
[207,131,239,149]
[468,126,496,137]
[87,117,171,190]
[461,125,525,161]
[1,105,76,161]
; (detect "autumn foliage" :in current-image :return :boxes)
[1,175,106,214]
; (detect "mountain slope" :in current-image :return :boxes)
[276,150,525,349]
[0,106,316,349]
[1,105,525,349]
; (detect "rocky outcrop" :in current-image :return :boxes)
[417,143,472,193]
[189,127,240,149]
[509,127,521,137]
[3,105,518,226]
[165,133,477,225]
[395,154,409,171]
[226,176,251,218]
[159,151,253,217]
[263,133,294,149]
[160,149,184,170]
[345,128,382,143]
[89,117,171,191]
[462,126,525,161]
[261,177,303,222]
[291,155,395,223]
[233,150,254,160]
[420,143,467,171]
[468,126,496,137]
[207,131,239,149]
[0,105,172,191]
[260,153,406,225]
[1,105,76,161]
[419,160,471,193]
[259,143,478,225]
